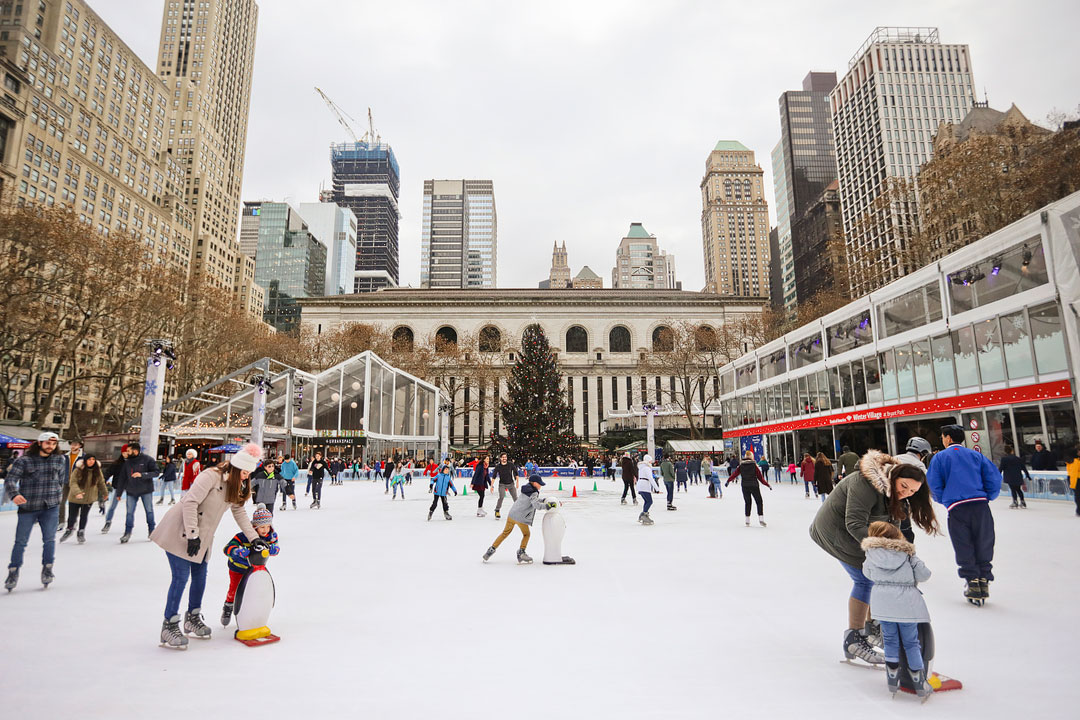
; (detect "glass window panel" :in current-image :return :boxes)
[912,340,933,394]
[865,356,882,404]
[808,373,820,412]
[974,318,1005,384]
[265,384,287,431]
[1044,401,1078,467]
[852,361,867,405]
[790,332,825,368]
[817,370,832,411]
[1013,405,1045,462]
[395,377,414,436]
[760,349,787,381]
[985,408,1015,464]
[1000,311,1034,380]
[380,365,394,435]
[879,350,898,401]
[1030,303,1068,374]
[314,369,342,433]
[840,364,854,407]
[798,375,809,413]
[895,344,915,398]
[931,335,955,393]
[787,380,798,417]
[877,283,943,338]
[341,361,366,432]
[228,391,254,432]
[952,326,979,388]
[417,386,435,436]
[293,375,314,432]
[829,368,842,409]
[827,310,874,355]
[368,364,382,435]
[947,238,1049,313]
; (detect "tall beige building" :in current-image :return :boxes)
[546,241,571,289]
[701,141,770,296]
[156,0,260,311]
[611,223,678,290]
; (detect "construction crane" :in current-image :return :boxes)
[314,87,380,145]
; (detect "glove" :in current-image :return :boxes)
[186,537,201,557]
[237,546,251,558]
[268,545,280,556]
[545,500,558,509]
[250,538,268,553]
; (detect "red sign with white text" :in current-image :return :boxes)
[722,380,1072,438]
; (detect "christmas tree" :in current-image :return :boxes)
[490,323,579,464]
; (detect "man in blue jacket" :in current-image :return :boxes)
[119,442,159,544]
[926,424,1002,605]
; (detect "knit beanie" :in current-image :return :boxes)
[230,442,262,472]
[252,503,273,528]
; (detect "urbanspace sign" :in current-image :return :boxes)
[722,380,1072,439]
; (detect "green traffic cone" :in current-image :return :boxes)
[592,481,597,491]
[558,481,563,491]
[463,485,467,496]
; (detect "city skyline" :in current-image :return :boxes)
[91,0,1079,291]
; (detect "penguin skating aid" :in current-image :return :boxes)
[233,545,280,647]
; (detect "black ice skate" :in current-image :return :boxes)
[5,565,18,592]
[443,511,452,521]
[41,563,54,588]
[842,628,885,666]
[886,664,900,696]
[160,615,189,650]
[964,578,985,606]
[516,549,533,564]
[59,527,74,543]
[120,532,131,544]
[101,521,111,534]
[978,578,990,602]
[221,602,234,627]
[910,669,933,702]
[184,608,212,638]
[77,530,86,544]
[427,510,433,521]
[666,504,677,511]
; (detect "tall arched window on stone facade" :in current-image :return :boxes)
[392,326,414,352]
[652,325,674,352]
[479,325,502,353]
[695,325,717,351]
[435,326,458,352]
[609,326,631,353]
[565,326,588,353]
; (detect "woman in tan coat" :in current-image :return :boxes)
[150,442,262,650]
[60,455,109,544]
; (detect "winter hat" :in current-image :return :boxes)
[230,442,263,472]
[185,448,198,459]
[642,454,653,465]
[252,503,273,528]
[37,431,59,442]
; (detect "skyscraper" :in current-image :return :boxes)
[156,0,261,310]
[831,27,975,295]
[774,71,838,308]
[770,141,796,310]
[611,223,678,290]
[546,242,571,289]
[250,203,326,332]
[420,180,497,289]
[330,140,400,292]
[298,202,358,296]
[700,142,770,297]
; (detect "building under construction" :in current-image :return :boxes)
[330,141,400,292]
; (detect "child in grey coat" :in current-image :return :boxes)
[482,475,553,564]
[861,521,933,700]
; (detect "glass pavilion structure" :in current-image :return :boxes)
[162,352,439,462]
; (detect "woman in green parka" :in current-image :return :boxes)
[809,449,938,665]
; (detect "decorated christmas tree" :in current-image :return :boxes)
[490,323,579,464]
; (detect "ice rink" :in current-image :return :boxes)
[2,476,1076,719]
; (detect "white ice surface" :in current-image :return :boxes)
[1,478,1077,719]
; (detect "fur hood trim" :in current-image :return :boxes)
[861,535,916,556]
[858,450,897,497]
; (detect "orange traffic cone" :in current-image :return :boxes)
[572,486,578,498]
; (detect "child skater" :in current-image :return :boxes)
[390,463,406,500]
[428,460,457,520]
[861,521,933,700]
[220,504,279,627]
[482,474,552,564]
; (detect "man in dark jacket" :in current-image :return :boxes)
[5,432,67,591]
[120,442,159,544]
[1029,439,1057,470]
[688,456,701,484]
[492,453,520,520]
[837,446,861,478]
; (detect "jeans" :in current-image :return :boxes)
[880,621,924,670]
[105,489,123,522]
[640,491,653,513]
[804,479,816,496]
[840,560,873,604]
[495,484,518,513]
[66,502,92,531]
[621,479,637,501]
[742,483,763,517]
[712,475,722,497]
[159,481,176,502]
[664,480,675,505]
[125,492,156,534]
[676,479,688,492]
[392,482,404,499]
[9,506,59,568]
[311,479,323,503]
[164,551,208,619]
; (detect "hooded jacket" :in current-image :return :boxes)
[809,450,900,568]
[68,460,109,505]
[507,483,549,526]
[432,466,457,496]
[635,461,660,494]
[251,467,279,506]
[861,535,932,624]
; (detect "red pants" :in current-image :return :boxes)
[225,569,246,603]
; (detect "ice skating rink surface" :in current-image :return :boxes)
[2,478,1076,719]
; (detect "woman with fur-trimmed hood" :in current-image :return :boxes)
[809,450,938,666]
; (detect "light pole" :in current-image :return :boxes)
[643,402,657,459]
[250,375,273,449]
[139,340,175,456]
[439,401,453,461]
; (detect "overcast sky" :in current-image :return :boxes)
[97,0,1079,291]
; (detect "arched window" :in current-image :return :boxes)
[479,325,502,353]
[652,325,674,352]
[609,326,631,353]
[392,326,414,353]
[695,325,717,351]
[565,326,588,353]
[435,326,458,352]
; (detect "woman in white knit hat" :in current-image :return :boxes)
[150,442,263,650]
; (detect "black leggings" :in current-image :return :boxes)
[430,495,449,513]
[1007,483,1025,504]
[311,479,323,503]
[66,502,91,531]
[476,488,486,509]
[622,479,637,501]
[742,484,763,517]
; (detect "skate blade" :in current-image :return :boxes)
[839,659,885,670]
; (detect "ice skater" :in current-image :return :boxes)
[814,452,834,504]
[428,461,457,520]
[492,452,519,520]
[307,452,327,509]
[619,454,637,505]
[926,424,1002,606]
[998,445,1030,509]
[391,463,406,499]
[660,455,677,510]
[727,450,771,526]
[483,474,551,564]
[801,452,817,498]
[60,455,108,544]
[473,456,492,517]
[220,503,279,627]
[861,521,933,700]
[157,455,179,505]
[636,454,660,525]
[4,432,66,592]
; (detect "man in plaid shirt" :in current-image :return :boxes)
[5,432,67,592]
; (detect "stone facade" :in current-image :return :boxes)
[300,289,764,445]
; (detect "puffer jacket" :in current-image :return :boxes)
[507,483,549,526]
[635,462,660,493]
[433,468,456,496]
[809,450,900,568]
[68,460,109,505]
[861,535,932,624]
[250,468,279,506]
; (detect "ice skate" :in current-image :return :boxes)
[621,498,627,505]
[978,578,990,602]
[427,510,433,521]
[59,527,74,543]
[863,619,883,649]
[478,508,487,517]
[444,511,452,521]
[666,503,677,511]
[483,546,496,562]
[41,564,54,588]
[168,499,175,505]
[842,628,885,666]
[292,499,297,509]
[911,669,933,702]
[886,664,900,696]
[1020,500,1027,508]
[77,531,86,544]
[633,497,638,504]
[758,517,767,527]
[101,521,111,534]
[280,501,286,511]
[5,566,18,592]
[495,510,501,519]
[221,602,234,627]
[183,608,212,638]
[120,532,131,544]
[516,548,533,564]
[160,615,188,650]
[964,578,984,606]
[1009,502,1018,509]
[745,517,751,527]
[156,497,163,505]
[310,500,318,509]
[641,512,654,526]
